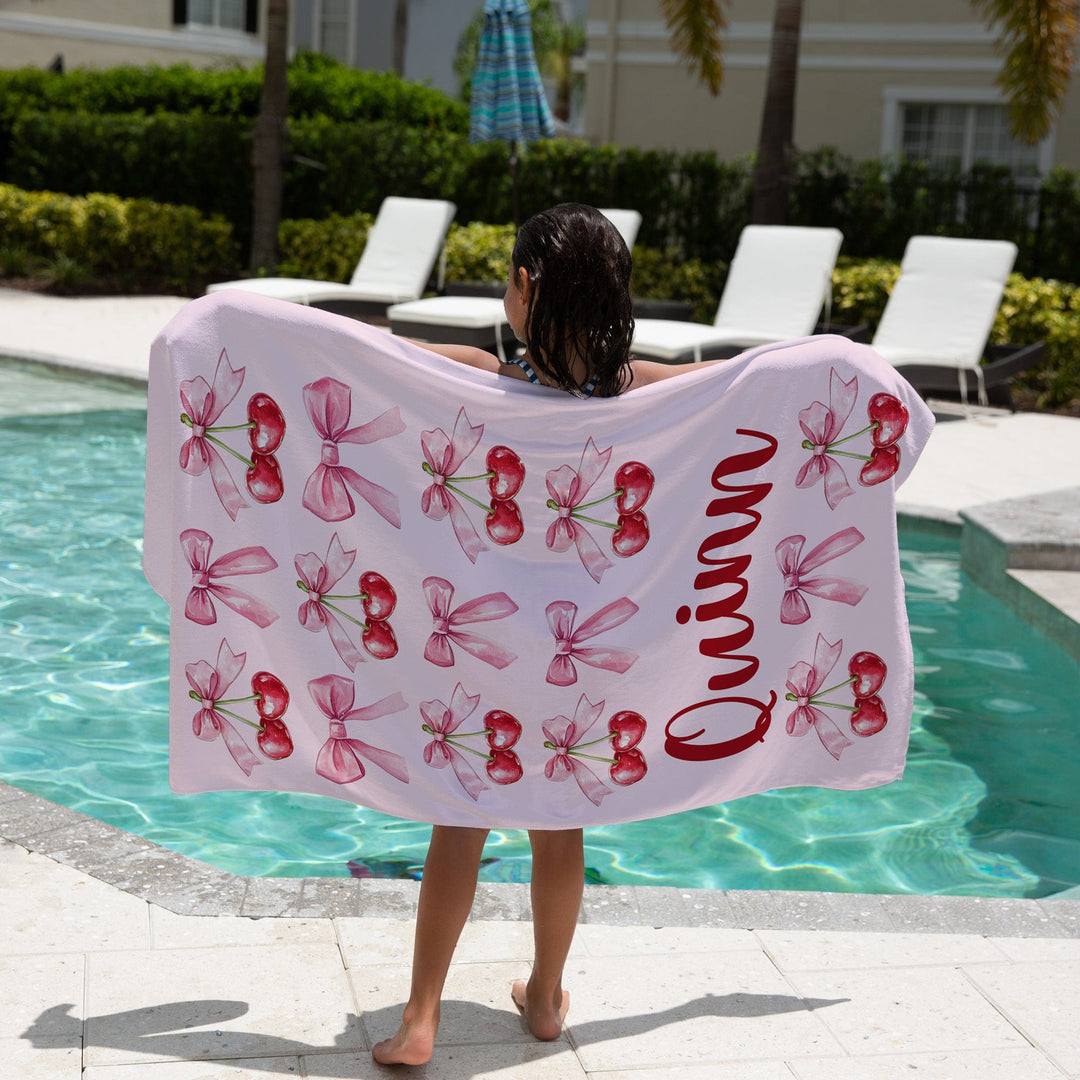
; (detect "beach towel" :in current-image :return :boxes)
[143,292,934,829]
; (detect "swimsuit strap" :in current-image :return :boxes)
[504,355,598,399]
[504,354,541,385]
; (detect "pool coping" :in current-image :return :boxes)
[3,778,1079,937]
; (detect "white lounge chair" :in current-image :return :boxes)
[869,235,1040,406]
[207,196,457,317]
[631,225,844,364]
[387,209,644,360]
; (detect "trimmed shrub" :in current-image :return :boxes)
[0,57,467,125]
[0,183,238,292]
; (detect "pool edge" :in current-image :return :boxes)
[4,778,1078,937]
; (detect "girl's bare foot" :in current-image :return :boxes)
[371,1013,438,1066]
[511,979,570,1041]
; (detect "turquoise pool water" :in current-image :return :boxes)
[2,361,1079,897]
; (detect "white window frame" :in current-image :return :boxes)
[186,0,248,34]
[881,86,1055,180]
[313,0,358,67]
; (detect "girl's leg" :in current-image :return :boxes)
[371,824,489,1065]
[512,827,584,1040]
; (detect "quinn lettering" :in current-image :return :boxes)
[666,429,778,762]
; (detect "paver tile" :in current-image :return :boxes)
[354,960,546,1051]
[577,924,757,956]
[0,1035,81,1080]
[756,929,1009,971]
[965,960,1080,1074]
[302,1043,588,1078]
[0,850,150,953]
[563,949,842,1070]
[0,955,84,1038]
[786,965,1028,1056]
[83,942,362,1066]
[82,1057,300,1077]
[788,1047,1068,1079]
[589,1065,795,1080]
[988,935,1080,963]
[150,907,334,949]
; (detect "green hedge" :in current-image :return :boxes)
[0,55,467,125]
[0,183,238,292]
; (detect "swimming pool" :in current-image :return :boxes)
[2,360,1079,897]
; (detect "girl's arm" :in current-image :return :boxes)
[627,356,728,389]
[405,339,503,375]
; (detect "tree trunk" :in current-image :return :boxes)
[249,0,289,273]
[751,0,802,225]
[393,0,409,77]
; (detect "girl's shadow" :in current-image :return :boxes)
[24,989,848,1074]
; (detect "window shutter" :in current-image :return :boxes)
[245,0,258,33]
[173,0,188,24]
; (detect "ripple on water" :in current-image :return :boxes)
[1,394,1080,895]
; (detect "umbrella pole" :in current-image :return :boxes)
[510,141,520,229]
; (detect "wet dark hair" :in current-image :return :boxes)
[511,203,634,397]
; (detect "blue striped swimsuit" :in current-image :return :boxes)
[503,355,598,398]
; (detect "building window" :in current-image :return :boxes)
[173,0,257,34]
[900,103,1043,182]
[317,0,355,66]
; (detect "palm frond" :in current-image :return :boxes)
[660,0,730,96]
[972,0,1079,142]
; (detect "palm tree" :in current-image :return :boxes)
[661,0,1079,224]
[393,0,409,77]
[249,0,289,273]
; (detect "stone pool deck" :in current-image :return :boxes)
[3,290,1080,1078]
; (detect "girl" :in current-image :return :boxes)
[373,202,710,1066]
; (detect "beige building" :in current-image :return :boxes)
[585,0,1080,176]
[0,1,266,69]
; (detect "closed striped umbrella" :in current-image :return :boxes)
[470,0,555,225]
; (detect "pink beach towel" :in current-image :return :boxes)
[143,292,934,829]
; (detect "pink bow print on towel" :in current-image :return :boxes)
[543,694,611,807]
[180,528,278,628]
[295,533,364,670]
[178,348,247,520]
[546,438,613,583]
[420,683,489,801]
[545,597,640,686]
[796,368,857,510]
[421,408,488,563]
[423,577,519,670]
[784,634,853,760]
[185,637,260,776]
[302,377,404,527]
[776,526,868,625]
[310,675,410,785]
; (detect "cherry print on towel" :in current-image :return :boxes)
[311,675,410,785]
[542,695,648,806]
[422,577,519,669]
[783,635,853,760]
[178,349,248,519]
[545,597,640,686]
[185,639,294,774]
[420,684,525,799]
[180,528,279,628]
[783,636,891,758]
[795,369,910,505]
[546,441,654,582]
[848,650,889,736]
[775,526,868,624]
[420,410,526,562]
[420,683,489,800]
[795,368,857,510]
[302,376,404,527]
[295,533,399,670]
